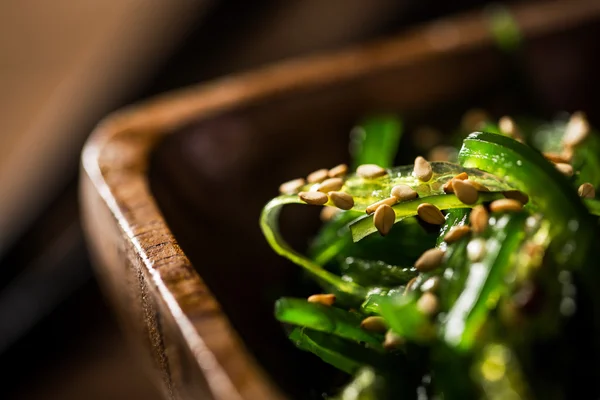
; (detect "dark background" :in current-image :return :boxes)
[0,1,593,398]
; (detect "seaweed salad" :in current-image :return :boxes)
[260,111,600,399]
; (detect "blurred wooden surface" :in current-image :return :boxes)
[0,0,202,255]
[80,1,600,399]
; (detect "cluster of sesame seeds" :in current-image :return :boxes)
[543,112,597,199]
[282,164,356,210]
[397,189,530,343]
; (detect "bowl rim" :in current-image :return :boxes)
[80,1,600,398]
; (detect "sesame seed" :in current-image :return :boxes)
[452,179,479,205]
[374,204,396,236]
[404,277,418,294]
[317,177,344,193]
[391,184,418,201]
[360,316,388,333]
[383,330,405,350]
[468,180,490,192]
[454,172,469,180]
[467,238,486,261]
[442,172,468,193]
[365,197,397,215]
[307,293,335,306]
[417,203,445,225]
[329,191,354,210]
[555,163,574,177]
[307,169,329,183]
[320,206,340,222]
[279,178,305,194]
[543,152,571,164]
[414,156,433,182]
[415,248,445,272]
[499,116,524,142]
[421,276,440,293]
[490,198,523,213]
[417,292,439,315]
[357,164,387,179]
[578,182,595,199]
[299,191,328,205]
[563,111,589,148]
[328,164,348,178]
[444,225,471,243]
[470,205,489,234]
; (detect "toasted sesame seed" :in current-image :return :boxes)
[442,172,468,193]
[417,203,445,225]
[442,181,453,193]
[578,182,595,199]
[490,198,523,213]
[307,293,335,306]
[555,162,574,177]
[307,169,329,183]
[391,184,418,201]
[452,179,479,205]
[467,238,486,261]
[320,206,339,222]
[365,196,398,215]
[357,164,387,179]
[404,277,418,294]
[329,191,354,210]
[374,204,396,236]
[414,156,433,182]
[328,163,348,178]
[279,178,305,194]
[360,316,388,333]
[299,191,328,205]
[562,147,574,162]
[563,111,589,148]
[454,172,469,180]
[318,177,344,193]
[383,330,405,350]
[543,152,571,164]
[415,248,445,272]
[499,116,524,142]
[468,180,490,192]
[444,225,471,243]
[470,205,489,234]
[503,190,529,204]
[417,292,439,315]
[421,276,440,293]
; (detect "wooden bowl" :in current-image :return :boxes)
[81,2,600,398]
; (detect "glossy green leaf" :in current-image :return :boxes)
[442,213,528,350]
[436,208,470,249]
[350,115,403,169]
[459,131,593,268]
[350,193,503,242]
[340,257,416,288]
[275,298,383,349]
[377,294,433,342]
[260,196,366,298]
[289,328,386,374]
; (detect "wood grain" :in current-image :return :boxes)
[80,1,600,398]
